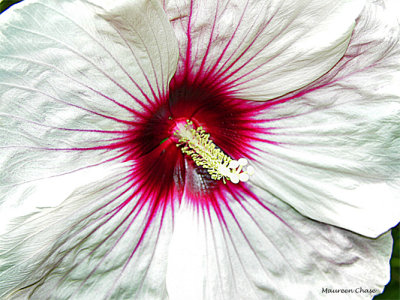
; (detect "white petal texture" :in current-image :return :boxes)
[0,0,178,224]
[162,0,400,235]
[164,0,365,100]
[0,163,174,299]
[0,0,178,298]
[0,0,178,186]
[246,0,400,237]
[0,0,399,299]
[166,190,392,300]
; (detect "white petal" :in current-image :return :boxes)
[166,189,392,299]
[0,0,178,213]
[0,163,174,299]
[252,0,400,237]
[164,0,365,100]
[0,0,178,297]
[0,0,178,187]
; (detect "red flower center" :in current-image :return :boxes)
[106,72,275,225]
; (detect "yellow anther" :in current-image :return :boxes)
[174,120,254,184]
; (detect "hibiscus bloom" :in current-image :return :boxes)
[0,0,399,299]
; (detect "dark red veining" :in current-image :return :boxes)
[123,77,267,200]
[11,3,299,295]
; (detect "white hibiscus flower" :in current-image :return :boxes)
[0,0,399,299]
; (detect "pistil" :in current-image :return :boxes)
[174,120,254,184]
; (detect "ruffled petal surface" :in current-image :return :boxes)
[0,0,178,187]
[164,0,365,100]
[0,0,178,298]
[249,0,400,237]
[0,0,397,299]
[166,187,392,300]
[0,163,174,299]
[0,0,178,221]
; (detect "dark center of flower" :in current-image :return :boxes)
[121,78,265,206]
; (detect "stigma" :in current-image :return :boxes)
[173,120,254,184]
